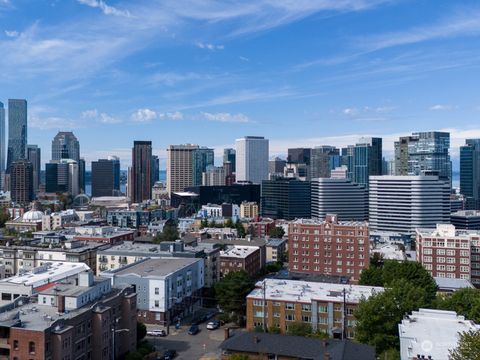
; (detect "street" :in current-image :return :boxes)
[147,322,228,360]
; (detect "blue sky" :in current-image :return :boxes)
[1,0,480,169]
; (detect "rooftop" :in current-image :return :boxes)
[434,277,474,291]
[221,245,259,259]
[0,262,91,288]
[451,210,480,218]
[417,224,480,239]
[247,279,383,304]
[291,218,367,227]
[399,309,480,360]
[98,241,199,257]
[105,257,202,278]
[221,332,375,360]
[266,238,287,247]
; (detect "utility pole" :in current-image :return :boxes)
[342,288,347,340]
[262,280,267,332]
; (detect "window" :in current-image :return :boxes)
[285,303,295,310]
[29,341,35,354]
[155,288,159,295]
[318,305,328,313]
[13,340,18,350]
[285,314,295,321]
[154,300,159,308]
[301,304,311,312]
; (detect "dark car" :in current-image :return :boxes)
[162,349,177,360]
[188,324,199,335]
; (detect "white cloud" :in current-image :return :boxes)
[159,111,183,120]
[358,10,480,51]
[201,112,250,123]
[149,72,207,86]
[29,115,79,130]
[77,0,131,17]
[429,104,454,111]
[197,42,224,50]
[239,56,250,62]
[131,108,158,122]
[4,30,18,37]
[342,107,358,116]
[81,109,98,118]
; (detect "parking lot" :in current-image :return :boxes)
[147,322,229,360]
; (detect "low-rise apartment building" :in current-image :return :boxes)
[417,224,480,286]
[266,238,287,263]
[288,215,369,282]
[246,279,383,338]
[220,245,261,278]
[102,257,204,326]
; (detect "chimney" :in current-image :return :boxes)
[57,295,65,313]
[224,328,230,340]
[253,336,259,344]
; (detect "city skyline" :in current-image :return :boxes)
[0,1,479,168]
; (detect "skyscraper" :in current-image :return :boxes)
[287,148,311,165]
[0,102,5,176]
[310,146,340,179]
[223,148,236,171]
[92,158,121,197]
[408,131,451,183]
[10,159,33,204]
[45,159,79,196]
[78,158,86,193]
[151,155,160,184]
[26,145,41,194]
[341,145,355,181]
[394,136,417,175]
[235,136,269,184]
[460,139,480,210]
[131,141,152,203]
[166,144,198,195]
[51,131,80,162]
[261,178,311,220]
[193,147,214,186]
[6,99,27,171]
[353,137,382,187]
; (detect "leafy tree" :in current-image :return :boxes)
[450,330,480,360]
[136,321,146,342]
[199,218,208,229]
[359,260,437,302]
[378,349,401,360]
[0,208,10,227]
[153,224,179,243]
[268,326,281,334]
[355,278,430,354]
[208,220,216,228]
[125,352,143,360]
[287,321,312,336]
[307,330,330,340]
[265,261,283,273]
[225,218,234,228]
[229,354,250,360]
[436,288,480,323]
[235,220,246,238]
[268,226,285,238]
[214,271,254,323]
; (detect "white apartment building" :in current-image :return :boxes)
[235,136,269,184]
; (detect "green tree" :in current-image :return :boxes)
[136,321,146,342]
[0,208,10,227]
[214,271,254,323]
[235,220,246,238]
[450,330,480,360]
[268,226,285,238]
[153,224,179,243]
[125,352,143,360]
[359,260,437,302]
[199,218,208,229]
[229,354,250,360]
[225,218,234,228]
[287,321,312,336]
[436,288,480,323]
[378,349,401,360]
[355,279,430,354]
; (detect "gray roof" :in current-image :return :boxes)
[107,257,201,278]
[221,332,375,360]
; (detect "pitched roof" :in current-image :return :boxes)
[221,332,375,360]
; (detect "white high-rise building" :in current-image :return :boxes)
[369,175,450,233]
[0,102,5,190]
[235,136,268,184]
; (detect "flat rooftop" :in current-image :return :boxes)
[434,277,474,291]
[399,309,480,360]
[39,277,109,297]
[247,279,383,304]
[0,262,90,288]
[451,210,480,218]
[267,238,287,247]
[221,246,259,259]
[0,241,108,253]
[107,258,201,278]
[98,241,198,257]
[291,218,367,227]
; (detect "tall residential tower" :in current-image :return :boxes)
[235,136,269,184]
[6,99,27,171]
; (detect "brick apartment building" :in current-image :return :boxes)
[246,279,383,338]
[288,215,369,282]
[0,271,137,360]
[220,245,262,278]
[417,224,480,286]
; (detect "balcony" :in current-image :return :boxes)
[0,338,10,349]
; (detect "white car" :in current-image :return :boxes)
[206,320,220,330]
[147,329,167,337]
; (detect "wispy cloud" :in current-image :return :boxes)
[4,30,18,37]
[197,42,224,50]
[77,0,131,17]
[29,115,79,130]
[429,104,455,111]
[358,9,480,51]
[159,111,183,120]
[149,72,209,86]
[82,108,121,124]
[201,112,250,123]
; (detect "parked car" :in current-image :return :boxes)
[147,329,167,337]
[162,349,177,360]
[206,320,220,330]
[188,324,199,335]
